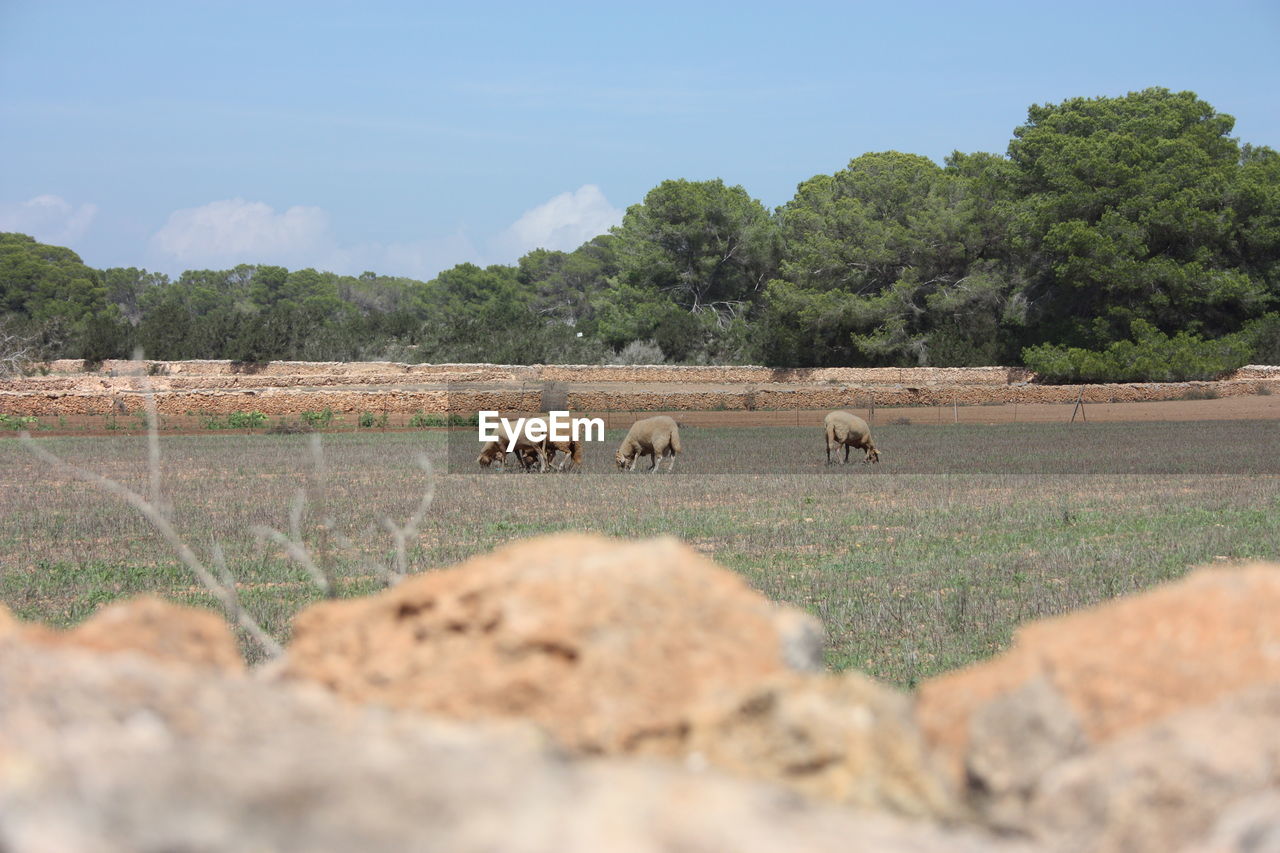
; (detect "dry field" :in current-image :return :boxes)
[3,419,1279,686]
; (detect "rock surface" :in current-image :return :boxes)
[683,671,961,821]
[1015,684,1280,853]
[1,596,243,672]
[917,564,1280,782]
[0,639,1022,853]
[283,533,825,755]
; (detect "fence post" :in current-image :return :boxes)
[1070,390,1087,423]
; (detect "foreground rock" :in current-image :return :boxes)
[917,564,1280,782]
[283,533,826,755]
[1015,684,1280,853]
[0,639,1021,853]
[1,596,242,672]
[282,533,965,820]
[915,563,1280,852]
[684,671,962,821]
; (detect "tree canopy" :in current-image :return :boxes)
[3,88,1277,379]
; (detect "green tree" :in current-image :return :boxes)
[1007,87,1274,347]
[0,232,129,360]
[761,152,1016,366]
[613,179,777,321]
[101,267,170,325]
[517,234,619,330]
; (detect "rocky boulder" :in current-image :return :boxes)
[0,637,1025,853]
[684,671,962,821]
[1014,684,1280,853]
[917,563,1280,783]
[282,533,825,755]
[1,596,243,672]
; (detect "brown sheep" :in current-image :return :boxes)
[516,437,583,472]
[824,410,879,465]
[615,415,681,473]
[476,418,549,472]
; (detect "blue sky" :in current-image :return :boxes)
[2,0,1277,281]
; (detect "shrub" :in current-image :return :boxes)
[0,413,38,431]
[408,412,446,428]
[1022,320,1254,384]
[606,339,667,365]
[299,408,334,429]
[225,411,268,429]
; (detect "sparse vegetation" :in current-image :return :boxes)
[0,414,39,431]
[4,422,1277,682]
[299,408,335,429]
[201,411,269,430]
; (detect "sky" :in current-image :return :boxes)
[2,0,1278,282]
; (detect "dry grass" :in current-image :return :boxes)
[3,422,1279,683]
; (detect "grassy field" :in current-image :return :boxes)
[3,421,1278,686]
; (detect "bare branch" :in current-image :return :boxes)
[255,441,435,588]
[0,321,36,378]
[18,432,283,659]
[250,520,332,595]
[381,452,435,581]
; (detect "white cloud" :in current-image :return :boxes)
[490,184,623,260]
[148,198,331,269]
[0,194,98,244]
[145,186,621,281]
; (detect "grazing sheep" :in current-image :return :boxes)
[615,415,681,473]
[824,410,880,465]
[515,438,583,472]
[543,438,584,472]
[476,418,549,472]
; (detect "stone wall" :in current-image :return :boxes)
[2,360,1276,416]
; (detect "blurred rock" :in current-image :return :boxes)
[0,640,1025,853]
[965,676,1087,831]
[684,671,962,821]
[917,564,1280,782]
[283,533,824,755]
[1185,791,1280,853]
[15,595,243,673]
[0,602,17,637]
[1017,684,1280,853]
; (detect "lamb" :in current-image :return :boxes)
[476,418,549,472]
[615,415,681,473]
[542,438,584,472]
[824,410,880,465]
[516,438,583,472]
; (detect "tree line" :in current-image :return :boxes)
[2,88,1278,381]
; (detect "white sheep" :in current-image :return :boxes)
[824,410,880,465]
[615,415,682,473]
